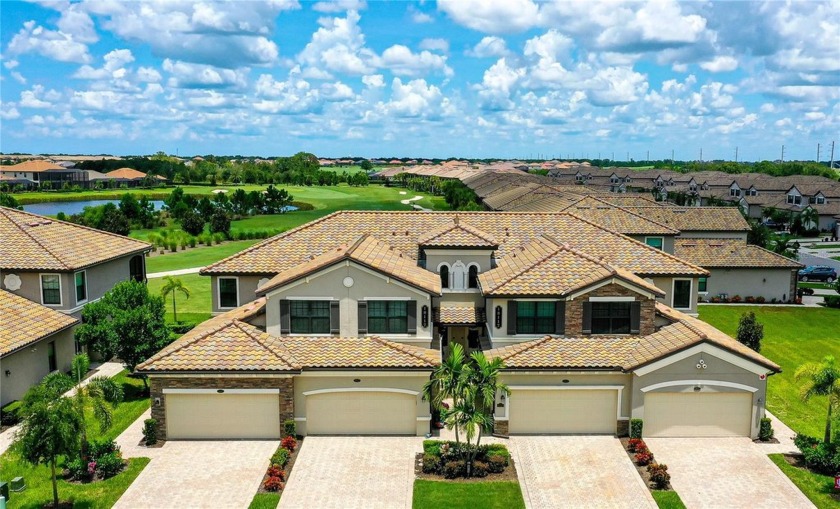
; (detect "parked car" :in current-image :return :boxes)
[798,266,837,283]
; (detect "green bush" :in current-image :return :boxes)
[65,457,90,481]
[271,448,290,467]
[143,418,158,446]
[423,440,442,456]
[824,295,840,308]
[630,419,644,438]
[88,438,119,459]
[483,443,511,461]
[487,455,507,473]
[95,451,125,479]
[794,434,840,475]
[283,419,296,437]
[189,237,197,248]
[759,417,774,442]
[1,400,23,426]
[471,460,489,478]
[422,453,440,474]
[442,460,466,479]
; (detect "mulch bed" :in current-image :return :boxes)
[413,452,519,483]
[135,437,165,448]
[256,436,304,495]
[619,437,675,493]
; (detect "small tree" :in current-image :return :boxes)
[210,208,231,237]
[360,159,373,171]
[180,209,205,236]
[736,312,763,352]
[160,275,191,323]
[795,356,840,444]
[17,384,83,508]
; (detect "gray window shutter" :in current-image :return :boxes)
[358,301,368,335]
[555,301,565,335]
[507,301,517,335]
[330,301,340,335]
[280,300,290,334]
[582,302,592,334]
[630,301,641,334]
[407,300,417,334]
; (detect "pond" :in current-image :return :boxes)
[22,199,165,216]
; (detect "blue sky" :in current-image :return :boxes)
[1,0,838,161]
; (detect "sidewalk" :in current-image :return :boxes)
[147,267,203,279]
[0,361,125,455]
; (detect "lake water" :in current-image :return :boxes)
[23,199,165,216]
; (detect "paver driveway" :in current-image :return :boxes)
[113,440,279,509]
[279,436,420,509]
[646,437,814,509]
[510,436,656,509]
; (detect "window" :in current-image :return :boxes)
[468,265,479,289]
[591,302,631,334]
[730,188,741,197]
[439,265,449,289]
[218,278,238,308]
[816,196,825,204]
[41,274,61,305]
[787,194,801,205]
[48,341,57,372]
[516,301,555,334]
[673,279,692,309]
[75,271,87,304]
[698,277,708,293]
[645,237,664,250]
[748,188,757,196]
[129,255,145,282]
[290,301,331,334]
[368,301,407,334]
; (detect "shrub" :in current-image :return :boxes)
[627,438,645,453]
[630,419,643,439]
[423,440,442,456]
[95,451,125,479]
[263,476,284,492]
[731,295,742,303]
[487,455,507,473]
[745,296,755,303]
[647,463,670,489]
[180,210,205,236]
[283,419,296,437]
[759,417,774,442]
[442,460,466,479]
[142,419,158,446]
[422,453,441,474]
[88,439,119,460]
[483,443,511,460]
[188,237,196,248]
[756,296,766,303]
[281,435,297,452]
[737,311,764,352]
[824,295,840,309]
[266,465,285,480]
[794,434,840,475]
[472,460,489,478]
[168,241,177,252]
[271,448,290,467]
[0,401,22,427]
[65,457,90,481]
[635,449,653,466]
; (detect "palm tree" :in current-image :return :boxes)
[160,275,191,323]
[795,355,840,443]
[423,343,467,445]
[462,352,509,474]
[799,207,819,232]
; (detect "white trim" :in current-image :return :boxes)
[162,388,280,394]
[217,276,240,310]
[567,277,659,300]
[294,417,307,422]
[633,343,771,376]
[417,416,432,421]
[264,260,434,297]
[39,273,63,307]
[588,296,636,302]
[152,374,294,379]
[363,296,412,301]
[640,380,758,393]
[644,237,665,250]
[424,249,494,256]
[671,277,693,310]
[302,388,420,396]
[285,296,335,301]
[296,371,430,377]
[74,270,88,305]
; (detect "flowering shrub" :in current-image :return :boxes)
[281,435,297,452]
[263,476,284,492]
[266,466,285,480]
[647,463,670,489]
[745,296,755,303]
[756,296,766,303]
[731,295,742,303]
[88,461,97,477]
[627,438,645,453]
[634,449,653,466]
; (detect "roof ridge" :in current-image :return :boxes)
[584,196,680,233]
[345,233,372,256]
[138,317,236,368]
[369,335,436,366]
[1,207,71,270]
[485,237,564,293]
[234,321,301,369]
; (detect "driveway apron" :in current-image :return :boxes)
[510,436,656,509]
[646,437,814,509]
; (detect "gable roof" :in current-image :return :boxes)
[479,235,666,297]
[1,289,79,357]
[106,168,147,180]
[674,239,803,268]
[256,234,441,295]
[0,206,151,271]
[563,196,679,235]
[620,206,750,232]
[418,217,499,248]
[202,211,707,278]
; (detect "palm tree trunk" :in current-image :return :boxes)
[172,292,177,323]
[825,400,832,444]
[51,458,59,507]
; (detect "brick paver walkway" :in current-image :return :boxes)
[646,437,814,509]
[279,436,421,509]
[510,435,656,509]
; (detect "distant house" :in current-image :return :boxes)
[0,160,86,189]
[103,167,166,187]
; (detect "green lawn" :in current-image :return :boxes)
[798,282,835,290]
[248,493,280,509]
[769,454,837,509]
[0,370,151,508]
[698,305,840,437]
[145,240,260,273]
[412,480,525,509]
[147,273,212,321]
[652,491,687,509]
[805,244,840,250]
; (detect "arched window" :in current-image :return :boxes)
[439,265,449,289]
[468,265,479,289]
[129,255,145,283]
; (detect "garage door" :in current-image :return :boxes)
[166,392,280,439]
[508,389,617,434]
[306,391,416,435]
[644,392,752,437]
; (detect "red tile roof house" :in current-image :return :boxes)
[138,211,779,441]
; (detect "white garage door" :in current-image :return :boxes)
[166,392,280,440]
[306,391,416,435]
[644,392,752,437]
[508,389,617,434]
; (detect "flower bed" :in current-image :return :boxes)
[620,438,676,494]
[63,439,126,484]
[255,421,303,497]
[415,440,517,483]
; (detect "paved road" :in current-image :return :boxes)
[799,252,840,271]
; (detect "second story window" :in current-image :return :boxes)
[673,279,692,309]
[368,301,407,334]
[218,278,239,309]
[787,194,801,205]
[698,277,708,292]
[645,237,664,250]
[291,301,331,334]
[516,301,555,334]
[730,188,740,197]
[439,265,449,289]
[41,274,61,305]
[468,265,479,289]
[75,271,87,304]
[591,302,632,334]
